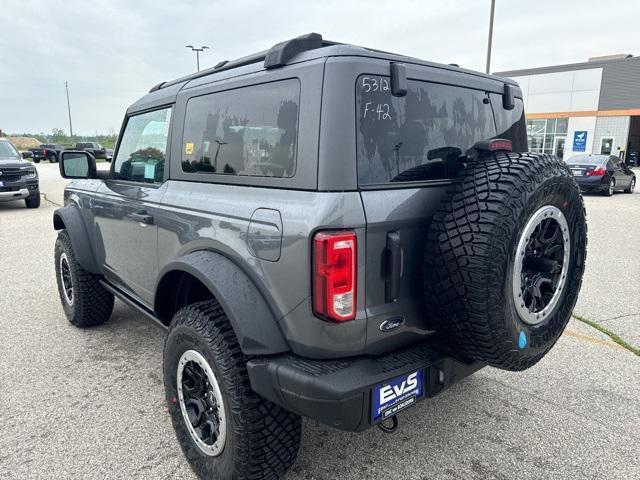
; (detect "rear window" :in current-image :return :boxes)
[490,94,527,151]
[182,79,300,178]
[356,76,525,185]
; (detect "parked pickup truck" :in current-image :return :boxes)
[53,33,587,480]
[29,143,64,163]
[75,142,107,159]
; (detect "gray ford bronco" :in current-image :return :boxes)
[53,33,587,480]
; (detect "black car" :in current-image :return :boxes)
[75,142,107,159]
[567,154,635,196]
[0,138,40,208]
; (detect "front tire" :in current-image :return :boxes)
[624,178,635,193]
[164,300,301,480]
[54,230,114,327]
[25,195,40,208]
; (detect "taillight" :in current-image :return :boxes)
[313,231,357,322]
[586,167,606,177]
[488,139,512,151]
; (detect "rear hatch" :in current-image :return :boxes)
[355,67,527,354]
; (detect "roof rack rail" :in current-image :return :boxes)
[264,33,324,69]
[154,33,334,92]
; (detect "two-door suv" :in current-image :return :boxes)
[53,34,587,480]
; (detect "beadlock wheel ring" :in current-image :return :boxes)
[59,252,73,306]
[176,350,227,457]
[512,205,571,326]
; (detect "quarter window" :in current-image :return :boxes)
[182,79,300,178]
[113,108,172,183]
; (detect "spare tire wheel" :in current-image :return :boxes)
[424,152,587,371]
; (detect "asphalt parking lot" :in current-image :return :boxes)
[1,163,638,480]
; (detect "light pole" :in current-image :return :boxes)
[65,81,74,137]
[186,45,210,72]
[485,0,496,74]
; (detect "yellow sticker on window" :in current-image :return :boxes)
[185,142,194,155]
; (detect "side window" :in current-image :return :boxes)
[113,107,172,183]
[182,79,300,178]
[356,77,496,185]
[490,94,528,152]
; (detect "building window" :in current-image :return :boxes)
[526,118,568,155]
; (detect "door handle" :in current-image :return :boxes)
[129,210,154,225]
[385,231,402,303]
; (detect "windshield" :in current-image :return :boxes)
[567,155,606,165]
[0,141,20,158]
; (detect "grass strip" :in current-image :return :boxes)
[572,314,639,357]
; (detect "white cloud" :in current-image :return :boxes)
[1,0,638,135]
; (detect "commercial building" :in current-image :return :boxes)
[495,54,640,162]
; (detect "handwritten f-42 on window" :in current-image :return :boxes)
[363,102,391,120]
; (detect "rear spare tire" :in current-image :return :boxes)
[424,152,587,371]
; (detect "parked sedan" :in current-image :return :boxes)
[566,154,635,196]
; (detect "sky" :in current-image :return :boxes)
[1,0,639,136]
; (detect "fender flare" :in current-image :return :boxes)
[155,250,290,355]
[53,205,100,274]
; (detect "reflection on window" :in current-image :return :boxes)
[182,80,299,178]
[356,77,497,185]
[113,108,171,183]
[526,117,567,155]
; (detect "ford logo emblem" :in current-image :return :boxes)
[379,316,404,332]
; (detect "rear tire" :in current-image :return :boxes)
[604,178,615,196]
[54,230,114,327]
[25,195,40,208]
[164,300,301,480]
[424,152,587,371]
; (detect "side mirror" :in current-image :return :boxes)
[21,151,33,159]
[59,151,97,179]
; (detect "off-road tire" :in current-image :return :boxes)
[424,152,587,371]
[33,158,40,164]
[164,300,301,480]
[54,230,114,327]
[25,195,40,208]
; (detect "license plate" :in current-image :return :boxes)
[372,370,424,422]
[571,169,583,176]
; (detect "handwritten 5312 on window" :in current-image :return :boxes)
[361,76,390,93]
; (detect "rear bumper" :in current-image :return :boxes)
[574,175,607,191]
[247,342,483,432]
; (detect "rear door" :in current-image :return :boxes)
[355,68,526,354]
[92,107,172,304]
